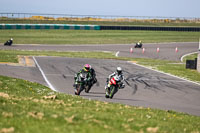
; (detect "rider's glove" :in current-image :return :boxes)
[120,83,125,89]
[106,78,109,83]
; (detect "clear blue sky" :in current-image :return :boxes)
[1,0,200,18]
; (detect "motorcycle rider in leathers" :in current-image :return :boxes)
[89,65,97,86]
[105,67,125,98]
[135,40,142,48]
[4,38,13,46]
[74,64,97,93]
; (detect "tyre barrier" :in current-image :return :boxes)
[100,25,200,32]
[186,58,197,69]
[1,24,200,32]
[0,24,101,30]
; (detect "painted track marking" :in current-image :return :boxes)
[115,51,120,57]
[180,52,198,62]
[33,56,57,92]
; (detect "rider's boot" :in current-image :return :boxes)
[105,91,109,98]
[74,83,78,95]
[74,88,78,95]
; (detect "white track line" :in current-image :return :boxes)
[128,61,200,86]
[115,51,120,57]
[180,52,198,62]
[33,56,57,92]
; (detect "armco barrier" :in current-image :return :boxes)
[0,24,101,30]
[100,26,200,32]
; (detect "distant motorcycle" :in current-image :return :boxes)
[134,42,142,48]
[105,75,124,99]
[4,38,13,46]
[74,72,92,95]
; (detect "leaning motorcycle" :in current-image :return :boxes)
[4,40,13,46]
[74,72,91,95]
[134,43,142,48]
[105,76,124,99]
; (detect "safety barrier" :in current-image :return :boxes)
[0,24,101,30]
[1,24,200,32]
[100,26,200,32]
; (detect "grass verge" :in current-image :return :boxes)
[0,30,200,44]
[182,53,198,62]
[0,50,116,63]
[0,75,200,133]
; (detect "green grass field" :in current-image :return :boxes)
[2,19,200,27]
[1,75,200,133]
[0,30,200,44]
[0,23,200,132]
[183,53,198,62]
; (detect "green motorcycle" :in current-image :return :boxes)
[74,72,91,95]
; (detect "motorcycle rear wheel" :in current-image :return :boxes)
[85,85,92,93]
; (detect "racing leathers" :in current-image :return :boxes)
[106,71,125,90]
[4,38,13,46]
[135,40,142,48]
[74,69,92,88]
[90,67,97,85]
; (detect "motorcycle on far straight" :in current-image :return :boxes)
[74,72,92,95]
[134,42,142,48]
[4,38,13,46]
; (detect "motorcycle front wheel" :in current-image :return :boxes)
[109,86,118,99]
[75,84,84,95]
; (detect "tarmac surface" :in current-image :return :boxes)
[0,42,200,116]
[0,42,198,61]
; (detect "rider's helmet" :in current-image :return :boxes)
[10,38,13,41]
[116,67,122,75]
[83,64,91,72]
[139,40,142,43]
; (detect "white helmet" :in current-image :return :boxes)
[116,67,122,74]
[10,38,13,41]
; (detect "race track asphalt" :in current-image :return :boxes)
[0,42,198,61]
[0,42,200,116]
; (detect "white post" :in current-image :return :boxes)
[197,38,200,72]
[199,37,200,50]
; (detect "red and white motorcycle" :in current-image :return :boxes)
[105,75,125,99]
